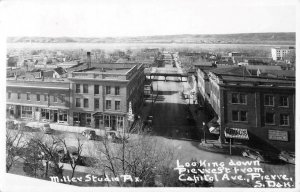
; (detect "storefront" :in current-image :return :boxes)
[73,112,92,127]
[40,108,68,123]
[93,112,125,131]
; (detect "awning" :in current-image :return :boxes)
[207,118,220,134]
[209,126,220,134]
[92,112,102,116]
[224,127,249,140]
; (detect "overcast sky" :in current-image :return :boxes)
[1,0,297,37]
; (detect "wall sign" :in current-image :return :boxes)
[268,130,288,141]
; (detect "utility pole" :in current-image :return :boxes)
[202,122,206,143]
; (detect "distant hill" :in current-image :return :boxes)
[7,32,295,45]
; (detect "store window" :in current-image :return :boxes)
[21,106,32,118]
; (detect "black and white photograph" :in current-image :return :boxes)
[0,0,298,191]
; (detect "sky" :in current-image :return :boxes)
[0,0,297,37]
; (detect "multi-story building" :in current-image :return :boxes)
[6,59,145,133]
[197,66,295,151]
[271,47,295,61]
[68,63,144,132]
[6,80,71,124]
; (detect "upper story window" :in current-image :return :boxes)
[106,86,111,94]
[232,110,248,122]
[8,92,11,99]
[94,85,99,94]
[94,98,100,109]
[17,93,21,100]
[53,95,58,103]
[26,93,30,101]
[37,94,40,102]
[115,86,120,95]
[279,96,289,107]
[83,84,88,93]
[84,98,89,108]
[280,114,289,126]
[76,84,80,93]
[265,112,275,125]
[75,98,81,107]
[61,95,65,103]
[106,100,111,109]
[231,93,247,104]
[264,95,274,106]
[44,94,48,102]
[115,101,120,110]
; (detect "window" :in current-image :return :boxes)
[53,95,58,102]
[117,116,124,129]
[76,84,80,93]
[231,93,247,104]
[59,110,68,122]
[75,98,81,107]
[21,106,32,118]
[232,93,239,104]
[17,93,21,100]
[279,96,288,107]
[37,94,40,101]
[232,111,239,121]
[264,95,274,106]
[83,84,88,93]
[73,112,79,123]
[106,100,111,109]
[8,92,11,99]
[41,109,50,120]
[84,98,89,108]
[265,112,275,124]
[232,110,247,122]
[94,98,100,109]
[115,86,120,95]
[106,86,111,94]
[44,94,48,102]
[27,93,30,101]
[115,101,120,110]
[86,114,91,126]
[240,94,246,104]
[61,95,65,103]
[240,111,247,121]
[280,114,289,126]
[94,85,99,94]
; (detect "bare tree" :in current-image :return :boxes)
[26,134,64,180]
[58,136,83,183]
[6,129,27,172]
[90,130,176,187]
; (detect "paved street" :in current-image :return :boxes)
[149,60,207,140]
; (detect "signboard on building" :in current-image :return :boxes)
[224,127,249,140]
[268,130,288,141]
[127,102,134,121]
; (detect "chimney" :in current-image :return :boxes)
[87,52,91,68]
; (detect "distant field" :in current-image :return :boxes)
[7,42,294,57]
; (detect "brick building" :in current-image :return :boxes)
[68,63,144,132]
[197,66,295,151]
[6,80,70,124]
[6,62,145,133]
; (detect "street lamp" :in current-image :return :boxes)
[202,122,206,143]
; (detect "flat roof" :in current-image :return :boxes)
[78,67,131,74]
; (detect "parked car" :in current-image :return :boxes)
[40,123,54,134]
[6,120,18,129]
[82,129,96,140]
[105,131,127,143]
[279,151,295,164]
[242,149,280,163]
[242,149,265,162]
